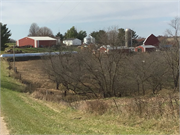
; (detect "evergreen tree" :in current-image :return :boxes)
[91,30,106,44]
[1,23,11,51]
[56,32,64,41]
[64,26,78,39]
[77,30,87,41]
[64,26,86,41]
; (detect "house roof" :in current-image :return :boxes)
[84,35,95,39]
[28,36,57,41]
[143,34,159,45]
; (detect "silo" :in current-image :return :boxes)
[84,35,95,44]
[90,35,95,44]
[125,29,132,47]
[83,35,91,44]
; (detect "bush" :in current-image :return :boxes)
[86,100,109,115]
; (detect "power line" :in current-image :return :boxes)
[42,0,66,23]
[59,0,83,21]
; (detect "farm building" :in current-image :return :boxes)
[143,34,160,47]
[83,35,95,44]
[63,38,81,46]
[135,34,159,47]
[134,34,159,52]
[135,45,156,52]
[99,45,134,53]
[17,36,57,48]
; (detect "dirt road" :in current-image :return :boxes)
[0,116,9,135]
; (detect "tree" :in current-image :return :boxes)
[41,49,128,98]
[118,28,125,46]
[91,30,106,44]
[127,52,168,95]
[28,23,54,37]
[9,38,16,43]
[56,32,64,41]
[28,23,40,36]
[77,30,87,41]
[64,26,87,42]
[91,28,138,46]
[163,17,180,91]
[38,27,54,37]
[64,26,78,39]
[1,23,11,51]
[91,26,121,46]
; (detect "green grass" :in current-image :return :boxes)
[5,43,16,46]
[0,60,178,134]
[4,43,80,53]
[14,47,51,53]
[14,46,80,53]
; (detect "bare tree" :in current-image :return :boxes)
[28,23,40,36]
[126,52,170,95]
[38,27,54,37]
[163,17,180,91]
[41,51,99,98]
[97,26,121,47]
[28,23,54,37]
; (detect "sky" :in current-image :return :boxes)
[0,0,179,40]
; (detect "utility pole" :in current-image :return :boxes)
[0,22,1,53]
[131,30,132,47]
[13,43,16,72]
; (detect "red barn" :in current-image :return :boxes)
[143,34,160,47]
[17,36,57,48]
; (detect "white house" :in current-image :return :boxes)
[63,38,81,46]
[83,35,95,44]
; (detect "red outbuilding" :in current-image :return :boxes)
[17,36,57,48]
[135,45,156,52]
[143,34,160,47]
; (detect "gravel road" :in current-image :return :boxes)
[0,116,9,135]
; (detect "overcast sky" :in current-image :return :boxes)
[0,0,179,40]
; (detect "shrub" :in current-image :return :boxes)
[86,100,109,115]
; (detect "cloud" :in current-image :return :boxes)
[1,0,179,40]
[1,0,178,25]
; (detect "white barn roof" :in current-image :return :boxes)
[28,36,56,41]
[139,45,156,48]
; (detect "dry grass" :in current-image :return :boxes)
[8,60,179,134]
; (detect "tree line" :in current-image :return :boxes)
[28,23,139,46]
[28,23,87,42]
[91,26,138,46]
[0,22,139,51]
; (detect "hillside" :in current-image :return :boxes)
[0,59,179,134]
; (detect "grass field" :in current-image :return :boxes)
[0,60,179,134]
[4,43,80,53]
